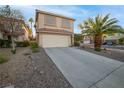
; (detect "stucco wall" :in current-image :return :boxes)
[37,13,74,33]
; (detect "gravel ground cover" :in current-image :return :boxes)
[0,48,72,88]
[79,47,124,62]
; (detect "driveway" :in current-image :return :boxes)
[45,47,124,88]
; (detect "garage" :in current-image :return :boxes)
[39,34,71,48]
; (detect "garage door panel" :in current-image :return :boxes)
[41,34,71,48]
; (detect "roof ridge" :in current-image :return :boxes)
[36,9,75,21]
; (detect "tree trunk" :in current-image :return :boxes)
[11,23,16,53]
[94,34,102,51]
[11,36,15,51]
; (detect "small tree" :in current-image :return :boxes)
[74,34,83,46]
[79,14,124,51]
[0,5,24,53]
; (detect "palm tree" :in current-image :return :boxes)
[79,14,124,51]
[28,18,34,39]
[28,18,34,30]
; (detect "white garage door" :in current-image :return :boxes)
[39,34,71,48]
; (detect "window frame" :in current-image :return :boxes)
[44,14,57,27]
[61,18,71,29]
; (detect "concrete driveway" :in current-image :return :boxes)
[45,47,124,88]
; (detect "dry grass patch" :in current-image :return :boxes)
[0,54,9,64]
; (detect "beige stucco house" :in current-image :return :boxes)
[35,10,75,48]
[82,33,124,44]
[0,17,30,42]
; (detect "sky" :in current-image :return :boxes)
[9,5,124,35]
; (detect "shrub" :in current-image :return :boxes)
[74,34,82,47]
[94,47,101,52]
[74,41,80,46]
[0,39,11,48]
[118,38,124,45]
[0,54,8,64]
[30,42,39,53]
[16,41,30,47]
[30,42,39,49]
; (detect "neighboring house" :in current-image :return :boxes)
[0,17,29,42]
[35,10,75,48]
[102,33,124,44]
[22,24,30,41]
[82,33,124,44]
[82,33,93,44]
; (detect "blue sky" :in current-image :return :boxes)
[10,5,124,35]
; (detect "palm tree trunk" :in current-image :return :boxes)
[94,34,102,51]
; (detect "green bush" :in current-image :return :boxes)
[30,42,39,53]
[16,41,30,47]
[74,41,80,46]
[74,34,82,47]
[30,42,39,49]
[94,47,101,52]
[0,54,8,64]
[118,38,124,45]
[0,39,11,48]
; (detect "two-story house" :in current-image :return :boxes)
[35,10,75,48]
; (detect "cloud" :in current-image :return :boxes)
[9,5,124,34]
[32,5,89,18]
[24,5,90,33]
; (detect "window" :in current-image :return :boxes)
[62,18,71,28]
[44,15,56,26]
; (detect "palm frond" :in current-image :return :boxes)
[102,19,118,30]
[79,14,122,36]
[102,14,110,24]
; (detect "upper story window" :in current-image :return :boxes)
[44,15,56,26]
[62,18,71,29]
